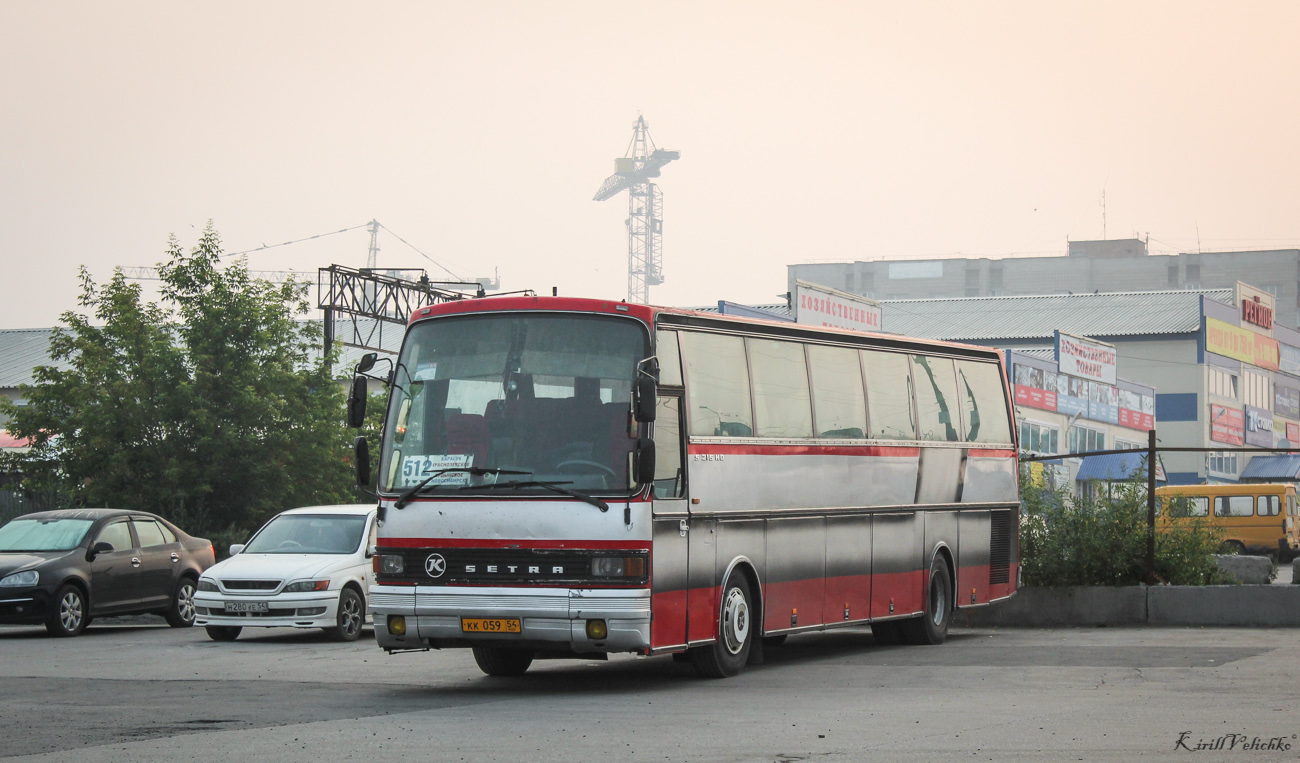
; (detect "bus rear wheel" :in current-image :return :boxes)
[901,555,953,645]
[472,646,534,677]
[690,571,754,678]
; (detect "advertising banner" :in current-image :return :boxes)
[1015,384,1057,412]
[1244,405,1275,448]
[1210,404,1245,445]
[1289,421,1300,445]
[794,280,882,332]
[1276,385,1300,421]
[1281,344,1300,376]
[1236,281,1276,336]
[1055,331,1117,385]
[1205,317,1280,370]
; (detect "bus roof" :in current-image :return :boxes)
[408,295,1004,362]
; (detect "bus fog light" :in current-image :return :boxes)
[388,615,407,636]
[586,619,608,640]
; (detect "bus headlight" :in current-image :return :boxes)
[591,556,646,577]
[378,555,405,575]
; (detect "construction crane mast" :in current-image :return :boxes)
[593,116,679,304]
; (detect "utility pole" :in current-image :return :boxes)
[366,219,381,270]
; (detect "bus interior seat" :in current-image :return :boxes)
[446,413,489,464]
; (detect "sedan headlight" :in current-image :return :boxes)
[283,580,330,593]
[197,578,219,592]
[0,570,39,587]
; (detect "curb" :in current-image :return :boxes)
[955,585,1300,627]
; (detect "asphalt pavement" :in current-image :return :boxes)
[2,618,1298,762]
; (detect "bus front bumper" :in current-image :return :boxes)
[369,584,650,653]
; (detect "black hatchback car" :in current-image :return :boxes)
[0,509,215,636]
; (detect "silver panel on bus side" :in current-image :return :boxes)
[916,447,963,505]
[871,512,924,619]
[824,514,873,624]
[957,510,992,606]
[763,516,826,631]
[962,455,1018,503]
[688,452,919,513]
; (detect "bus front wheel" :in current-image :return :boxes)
[690,571,755,678]
[901,555,953,646]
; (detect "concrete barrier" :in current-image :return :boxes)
[955,584,1300,627]
[1214,554,1273,584]
[1293,557,1300,583]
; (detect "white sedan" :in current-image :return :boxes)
[194,505,376,642]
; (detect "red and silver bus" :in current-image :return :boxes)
[356,296,1019,678]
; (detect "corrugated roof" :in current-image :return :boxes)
[880,289,1233,342]
[689,302,794,319]
[0,329,71,389]
[1240,455,1300,480]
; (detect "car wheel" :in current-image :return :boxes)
[472,646,534,676]
[326,588,364,642]
[205,625,242,642]
[164,577,197,628]
[45,584,88,637]
[1220,540,1246,555]
[689,570,755,678]
[901,554,954,645]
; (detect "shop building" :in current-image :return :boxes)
[876,283,1300,485]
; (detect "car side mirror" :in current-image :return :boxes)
[633,376,656,423]
[632,437,656,485]
[88,541,114,560]
[365,544,376,559]
[347,376,368,428]
[229,544,245,556]
[354,436,371,487]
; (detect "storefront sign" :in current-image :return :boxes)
[1289,421,1300,445]
[1055,331,1117,385]
[1281,344,1300,376]
[1118,388,1155,430]
[1276,385,1300,421]
[1205,317,1280,370]
[1236,281,1276,335]
[794,280,882,332]
[1244,404,1274,448]
[1210,404,1245,445]
[1014,384,1057,412]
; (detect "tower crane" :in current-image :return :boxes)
[593,116,679,304]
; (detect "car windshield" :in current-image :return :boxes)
[243,514,367,555]
[379,313,648,495]
[0,518,95,552]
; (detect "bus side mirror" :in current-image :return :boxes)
[354,436,371,487]
[633,437,656,485]
[357,352,378,374]
[633,377,657,423]
[347,376,367,428]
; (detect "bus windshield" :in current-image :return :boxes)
[379,313,648,496]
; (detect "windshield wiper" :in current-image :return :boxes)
[459,480,610,513]
[394,467,533,509]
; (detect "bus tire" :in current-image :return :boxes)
[1220,540,1246,555]
[901,555,953,645]
[472,646,534,677]
[690,571,754,678]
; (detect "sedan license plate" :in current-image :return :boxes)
[461,617,521,634]
[224,601,269,613]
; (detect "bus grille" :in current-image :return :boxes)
[989,510,1012,585]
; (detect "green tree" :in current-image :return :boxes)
[0,224,357,547]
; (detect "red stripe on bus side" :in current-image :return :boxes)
[380,538,650,550]
[688,444,921,457]
[650,589,688,650]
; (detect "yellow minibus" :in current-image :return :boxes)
[1156,483,1299,559]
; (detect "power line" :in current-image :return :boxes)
[222,224,370,258]
[376,223,463,281]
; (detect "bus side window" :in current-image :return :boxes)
[912,355,961,442]
[808,344,867,438]
[956,360,1013,444]
[656,330,683,387]
[680,331,753,437]
[1258,495,1279,517]
[653,396,685,499]
[862,350,915,440]
[1215,496,1253,517]
[748,338,812,438]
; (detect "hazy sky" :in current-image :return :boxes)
[2,1,1298,329]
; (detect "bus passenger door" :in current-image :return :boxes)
[650,395,690,651]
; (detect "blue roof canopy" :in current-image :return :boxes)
[1240,455,1300,481]
[1076,452,1166,482]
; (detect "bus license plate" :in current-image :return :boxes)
[461,617,521,633]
